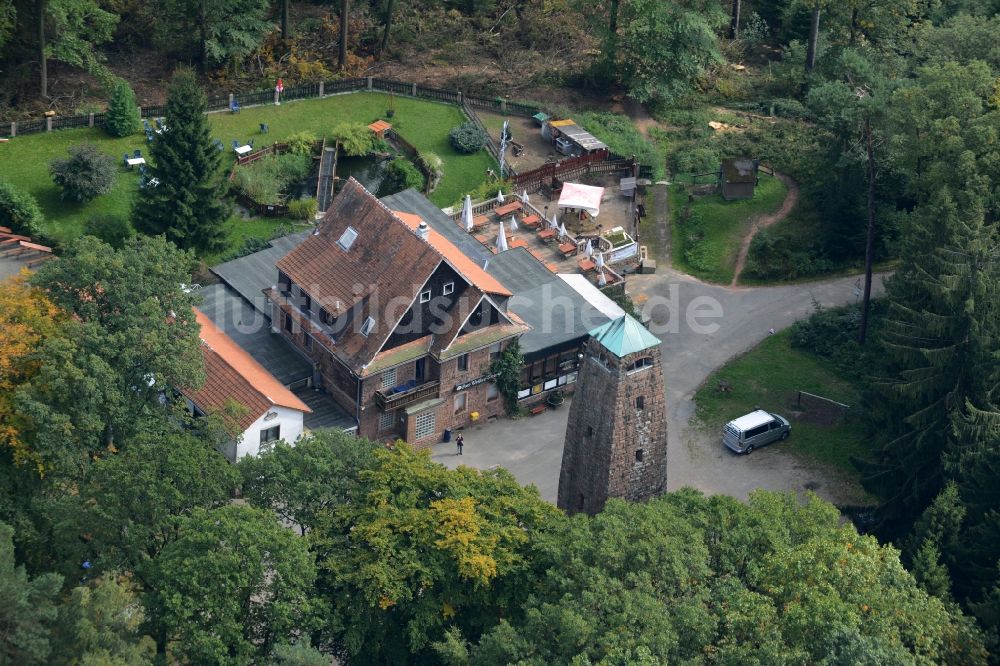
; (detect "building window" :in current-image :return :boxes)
[415,410,435,439]
[454,392,467,415]
[457,353,469,372]
[636,396,644,411]
[379,409,394,431]
[381,368,397,390]
[360,316,375,337]
[627,357,654,374]
[586,425,594,437]
[487,383,499,401]
[260,425,280,443]
[420,289,431,303]
[489,342,501,362]
[278,272,291,294]
[443,282,454,295]
[635,449,644,462]
[283,312,292,332]
[337,226,358,251]
[304,334,313,351]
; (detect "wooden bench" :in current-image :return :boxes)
[529,403,547,415]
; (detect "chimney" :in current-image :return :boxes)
[416,221,430,241]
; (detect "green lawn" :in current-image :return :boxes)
[669,174,787,284]
[693,330,869,475]
[0,92,494,253]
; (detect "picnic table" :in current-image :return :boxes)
[578,258,596,272]
[126,157,146,168]
[234,145,253,156]
[558,242,577,257]
[528,249,547,263]
[510,238,529,249]
[473,232,491,245]
[538,228,556,241]
[521,214,541,228]
[472,214,490,229]
[494,201,522,217]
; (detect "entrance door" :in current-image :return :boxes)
[415,358,426,383]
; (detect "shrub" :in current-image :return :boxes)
[419,152,444,193]
[232,153,312,204]
[672,146,720,175]
[448,122,487,154]
[0,179,44,236]
[286,131,317,156]
[83,213,134,248]
[287,197,318,220]
[49,144,117,202]
[383,157,425,193]
[331,123,373,157]
[105,78,141,137]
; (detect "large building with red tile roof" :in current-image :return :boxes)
[183,309,312,460]
[268,179,529,444]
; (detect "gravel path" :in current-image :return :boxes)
[730,171,799,286]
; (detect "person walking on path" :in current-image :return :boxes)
[456,434,464,455]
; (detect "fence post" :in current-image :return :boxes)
[88,113,94,128]
[366,76,373,91]
[411,82,417,96]
[318,81,324,97]
[46,116,52,132]
[458,91,463,105]
[10,122,15,137]
[501,98,507,112]
[228,93,234,107]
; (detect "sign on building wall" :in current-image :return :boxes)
[455,373,498,392]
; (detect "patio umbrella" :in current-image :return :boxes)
[548,213,559,230]
[583,239,593,258]
[509,215,518,232]
[496,220,508,252]
[461,195,474,232]
[497,190,505,204]
[558,223,568,239]
[598,270,607,287]
[520,189,530,204]
[595,252,605,269]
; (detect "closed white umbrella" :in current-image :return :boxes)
[548,213,559,229]
[509,215,518,232]
[462,195,474,232]
[497,190,505,204]
[583,239,593,258]
[558,222,568,239]
[520,189,530,204]
[496,221,508,252]
[595,251,605,269]
[598,270,607,287]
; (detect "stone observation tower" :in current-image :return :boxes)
[557,314,667,515]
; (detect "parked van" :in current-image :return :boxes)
[723,409,791,454]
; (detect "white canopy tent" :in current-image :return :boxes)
[557,182,605,217]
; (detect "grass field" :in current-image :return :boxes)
[693,330,869,474]
[669,174,786,284]
[0,92,494,253]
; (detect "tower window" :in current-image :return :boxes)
[636,396,645,410]
[626,357,654,374]
[635,449,644,462]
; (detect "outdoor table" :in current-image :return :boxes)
[510,238,529,249]
[559,242,577,257]
[472,214,490,228]
[494,201,522,217]
[126,157,146,168]
[473,233,491,245]
[578,258,596,272]
[537,228,556,241]
[521,214,541,228]
[234,145,253,156]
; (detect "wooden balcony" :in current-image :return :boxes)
[374,380,440,411]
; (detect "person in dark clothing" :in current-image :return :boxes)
[456,434,464,455]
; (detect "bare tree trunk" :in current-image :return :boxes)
[805,5,821,71]
[729,0,741,39]
[339,0,350,70]
[379,0,395,56]
[39,0,47,98]
[281,0,289,39]
[859,115,876,344]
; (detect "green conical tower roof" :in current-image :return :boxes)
[588,314,661,358]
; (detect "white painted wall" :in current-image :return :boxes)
[235,405,305,460]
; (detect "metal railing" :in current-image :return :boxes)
[374,380,440,411]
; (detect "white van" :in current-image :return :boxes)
[723,409,791,454]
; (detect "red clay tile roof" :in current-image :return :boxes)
[183,310,310,431]
[368,120,392,133]
[392,211,512,297]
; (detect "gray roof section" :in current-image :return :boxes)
[380,189,610,356]
[556,122,608,152]
[197,283,312,386]
[294,386,357,432]
[211,230,311,313]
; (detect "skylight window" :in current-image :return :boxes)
[337,226,358,251]
[360,316,375,337]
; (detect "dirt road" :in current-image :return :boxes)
[730,171,800,286]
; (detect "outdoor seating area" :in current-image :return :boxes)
[232,138,254,155]
[143,118,168,142]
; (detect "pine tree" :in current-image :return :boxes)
[859,186,999,538]
[104,78,140,138]
[133,68,229,254]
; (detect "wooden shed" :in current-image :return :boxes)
[720,157,759,201]
[368,120,392,139]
